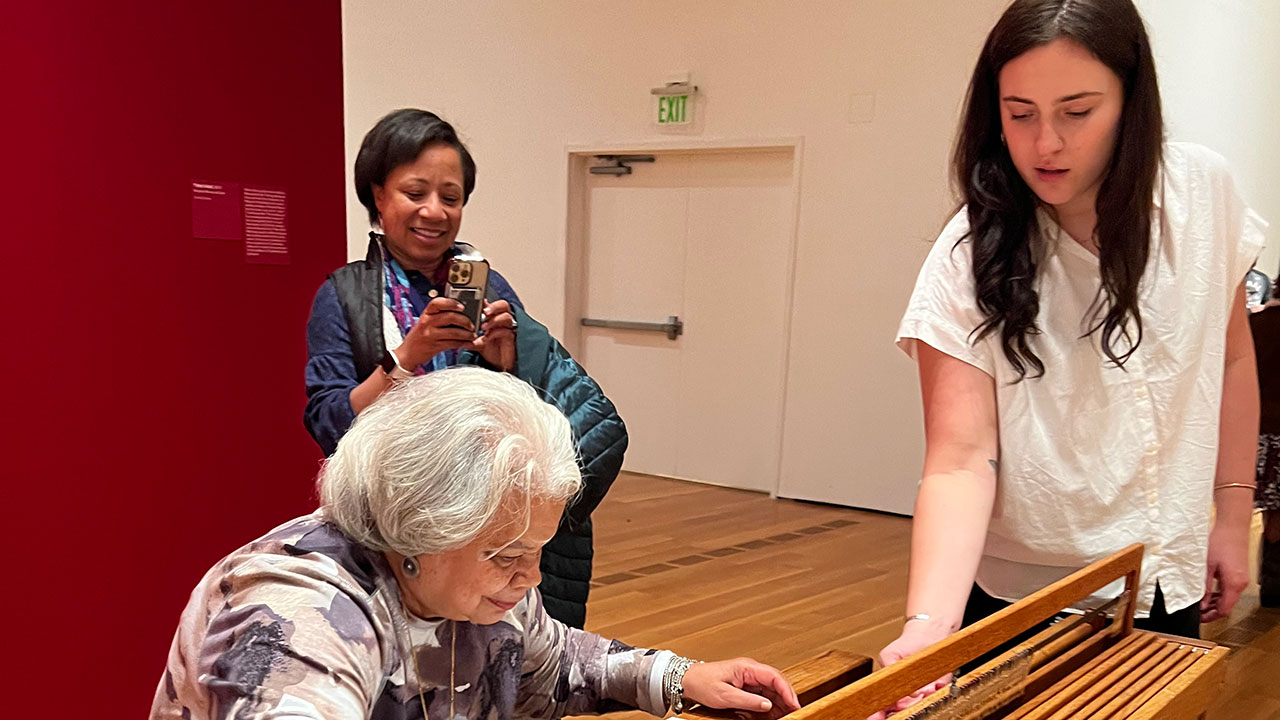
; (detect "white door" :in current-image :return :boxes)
[574,149,796,493]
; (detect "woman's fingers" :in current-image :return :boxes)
[423,297,464,315]
[719,685,776,713]
[421,308,474,333]
[483,300,511,317]
[739,664,800,711]
[481,313,516,334]
[422,324,475,342]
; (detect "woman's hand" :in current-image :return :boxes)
[396,297,476,369]
[680,658,800,720]
[866,622,952,720]
[473,300,517,372]
[1201,521,1251,622]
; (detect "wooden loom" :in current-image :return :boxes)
[683,545,1228,720]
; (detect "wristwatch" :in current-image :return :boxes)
[380,349,414,382]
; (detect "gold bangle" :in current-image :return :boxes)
[1213,483,1257,491]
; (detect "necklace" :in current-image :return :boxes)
[404,609,456,720]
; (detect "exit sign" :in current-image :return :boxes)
[656,94,692,125]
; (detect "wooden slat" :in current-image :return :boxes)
[1011,633,1156,720]
[1002,632,1145,720]
[777,545,1144,720]
[1027,614,1095,670]
[1014,622,1120,709]
[1062,641,1180,719]
[1126,645,1230,720]
[1036,634,1165,720]
[1109,651,1199,719]
[1091,643,1199,720]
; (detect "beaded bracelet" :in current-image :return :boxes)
[664,655,698,715]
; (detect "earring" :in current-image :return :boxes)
[402,556,419,577]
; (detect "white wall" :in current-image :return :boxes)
[1136,0,1280,277]
[343,0,1008,514]
[341,0,1275,515]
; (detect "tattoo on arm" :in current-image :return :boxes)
[989,459,999,474]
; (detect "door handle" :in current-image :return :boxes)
[580,315,683,340]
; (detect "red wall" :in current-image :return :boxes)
[1,2,345,714]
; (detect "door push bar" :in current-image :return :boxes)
[580,315,683,340]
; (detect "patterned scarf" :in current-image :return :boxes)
[377,233,451,373]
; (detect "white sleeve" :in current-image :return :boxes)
[1216,158,1269,292]
[895,209,996,376]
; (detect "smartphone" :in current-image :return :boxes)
[445,253,490,335]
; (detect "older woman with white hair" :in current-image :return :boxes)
[153,367,800,720]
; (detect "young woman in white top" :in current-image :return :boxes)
[881,0,1267,709]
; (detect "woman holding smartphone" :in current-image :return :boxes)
[879,0,1265,710]
[305,109,521,453]
[303,109,627,629]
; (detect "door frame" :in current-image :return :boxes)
[562,137,804,497]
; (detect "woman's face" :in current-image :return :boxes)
[394,494,565,625]
[998,38,1124,220]
[373,143,465,274]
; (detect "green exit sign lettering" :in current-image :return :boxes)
[656,94,691,125]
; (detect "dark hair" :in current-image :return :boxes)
[354,109,477,226]
[955,0,1163,378]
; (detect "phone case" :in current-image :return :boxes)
[445,255,490,334]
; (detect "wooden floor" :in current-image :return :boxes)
[583,473,1280,719]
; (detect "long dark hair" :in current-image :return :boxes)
[956,0,1163,378]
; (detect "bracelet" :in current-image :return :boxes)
[905,613,932,624]
[1213,483,1257,491]
[663,655,698,715]
[387,349,415,382]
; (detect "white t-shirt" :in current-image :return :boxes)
[896,142,1268,615]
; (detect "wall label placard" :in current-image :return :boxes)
[244,186,289,265]
[191,180,242,241]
